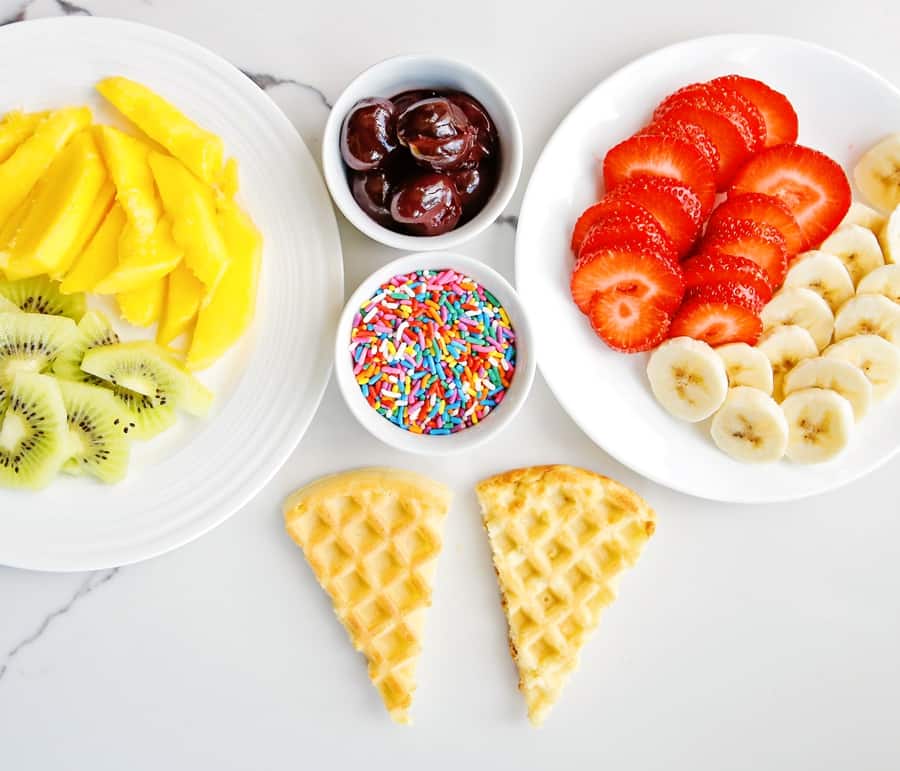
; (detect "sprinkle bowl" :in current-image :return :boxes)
[335,252,535,455]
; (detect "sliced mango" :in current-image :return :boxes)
[51,180,115,280]
[60,203,126,294]
[3,131,107,280]
[93,216,182,295]
[0,106,92,229]
[149,152,229,292]
[186,200,262,370]
[95,125,160,236]
[117,277,165,327]
[157,262,204,346]
[221,157,239,199]
[0,110,46,163]
[97,77,224,186]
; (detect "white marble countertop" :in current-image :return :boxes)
[1,1,899,769]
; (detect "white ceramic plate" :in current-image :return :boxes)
[516,34,900,503]
[0,18,343,569]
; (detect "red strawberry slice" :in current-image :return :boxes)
[570,244,684,315]
[602,134,716,214]
[682,253,773,305]
[588,288,672,353]
[654,104,752,189]
[571,198,674,258]
[710,75,798,147]
[706,192,804,257]
[729,144,851,250]
[669,285,763,346]
[655,82,766,153]
[605,174,704,256]
[637,119,721,192]
[698,218,789,289]
[684,280,766,314]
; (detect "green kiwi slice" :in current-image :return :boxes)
[52,310,120,384]
[58,380,130,484]
[0,296,20,314]
[81,341,213,417]
[0,276,86,321]
[0,312,77,407]
[0,373,69,489]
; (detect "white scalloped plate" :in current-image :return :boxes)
[516,34,900,503]
[0,18,343,569]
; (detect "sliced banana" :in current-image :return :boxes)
[715,342,774,394]
[760,287,834,351]
[646,336,728,422]
[857,264,900,304]
[840,201,887,234]
[825,334,900,399]
[782,356,872,421]
[710,386,788,463]
[854,133,900,213]
[879,205,900,264]
[819,224,885,286]
[783,251,854,312]
[756,325,819,401]
[833,294,900,346]
[782,388,854,464]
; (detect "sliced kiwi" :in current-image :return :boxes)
[108,387,177,439]
[58,380,130,484]
[0,296,20,314]
[52,309,120,384]
[0,372,69,489]
[0,312,78,407]
[0,275,86,321]
[81,341,213,417]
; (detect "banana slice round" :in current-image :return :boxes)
[783,251,855,311]
[715,342,774,394]
[856,263,900,304]
[761,287,834,351]
[833,294,900,346]
[710,386,788,463]
[782,356,873,421]
[825,334,900,399]
[647,336,728,422]
[879,206,900,265]
[840,201,887,234]
[819,224,885,286]
[854,133,900,213]
[756,325,819,401]
[782,387,854,464]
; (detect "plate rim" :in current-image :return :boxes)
[515,32,900,504]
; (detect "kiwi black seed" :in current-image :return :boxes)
[0,276,86,321]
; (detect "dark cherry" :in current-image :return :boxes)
[391,89,439,116]
[450,165,496,221]
[396,97,475,171]
[446,91,497,167]
[340,97,397,172]
[350,170,393,228]
[390,172,462,236]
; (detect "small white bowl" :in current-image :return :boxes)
[322,54,523,251]
[335,252,535,455]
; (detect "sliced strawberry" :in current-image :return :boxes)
[684,280,766,314]
[710,75,798,147]
[698,218,788,289]
[682,253,773,305]
[588,288,672,353]
[669,285,763,346]
[655,82,766,153]
[729,144,852,250]
[571,198,675,259]
[570,244,684,315]
[654,104,751,188]
[572,199,652,254]
[706,192,804,257]
[602,134,716,214]
[637,119,721,190]
[604,174,704,256]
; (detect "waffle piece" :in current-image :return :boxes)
[476,465,655,725]
[283,468,451,724]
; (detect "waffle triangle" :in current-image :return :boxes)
[284,468,451,724]
[476,465,655,725]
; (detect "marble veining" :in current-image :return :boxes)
[0,0,91,25]
[241,69,333,110]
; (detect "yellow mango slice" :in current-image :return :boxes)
[221,157,239,199]
[0,110,46,163]
[97,77,224,186]
[95,125,160,236]
[60,203,126,294]
[157,262,204,346]
[4,131,107,280]
[93,216,183,295]
[0,106,92,229]
[186,200,262,370]
[117,277,166,327]
[149,152,229,292]
[51,180,115,280]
